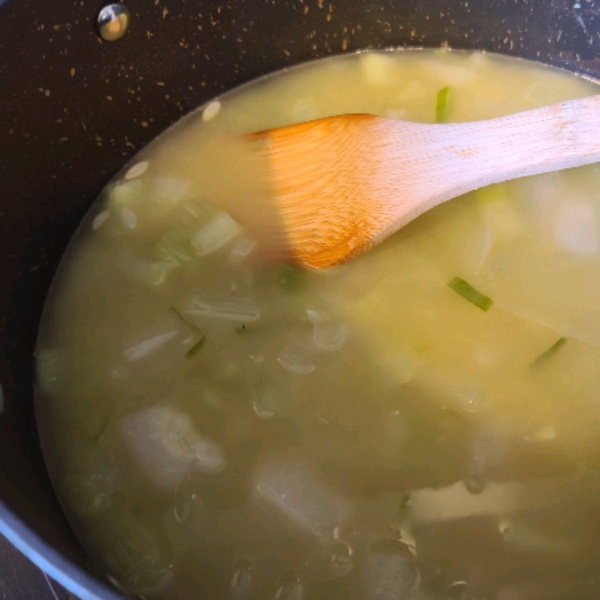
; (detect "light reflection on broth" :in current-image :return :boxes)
[35,50,600,599]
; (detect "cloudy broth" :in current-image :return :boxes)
[36,50,600,600]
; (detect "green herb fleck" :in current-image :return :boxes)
[435,86,450,123]
[401,494,411,510]
[186,336,206,358]
[532,337,566,368]
[448,277,493,311]
[279,264,307,292]
[235,324,248,334]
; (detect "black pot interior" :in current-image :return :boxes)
[1,0,600,596]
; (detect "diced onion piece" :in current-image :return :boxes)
[277,343,316,374]
[361,52,398,87]
[313,321,349,352]
[125,160,149,180]
[184,294,260,323]
[152,176,189,207]
[123,328,179,362]
[229,237,256,265]
[120,206,138,229]
[155,229,194,264]
[253,459,354,543]
[253,400,275,420]
[306,308,324,325]
[120,254,178,287]
[252,384,284,420]
[191,212,243,256]
[555,199,597,254]
[92,210,110,231]
[202,100,221,121]
[122,405,226,489]
[409,477,572,524]
[108,179,142,209]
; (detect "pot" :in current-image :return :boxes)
[0,0,599,597]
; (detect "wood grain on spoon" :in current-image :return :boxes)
[250,96,600,268]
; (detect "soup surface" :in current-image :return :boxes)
[36,50,600,600]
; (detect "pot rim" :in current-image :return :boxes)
[0,500,124,600]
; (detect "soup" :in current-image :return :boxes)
[35,50,600,600]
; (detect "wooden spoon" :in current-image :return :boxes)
[250,96,600,268]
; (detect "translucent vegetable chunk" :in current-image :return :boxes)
[120,314,202,373]
[365,540,416,600]
[121,404,226,489]
[554,198,598,255]
[183,293,261,323]
[408,477,574,524]
[100,513,173,595]
[252,458,354,544]
[361,52,399,88]
[191,212,243,256]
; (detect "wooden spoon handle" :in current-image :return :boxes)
[421,94,600,199]
[452,96,600,178]
[387,96,600,225]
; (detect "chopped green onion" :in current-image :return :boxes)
[186,336,206,358]
[448,277,493,311]
[279,264,307,292]
[235,324,248,334]
[532,337,566,368]
[435,86,450,123]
